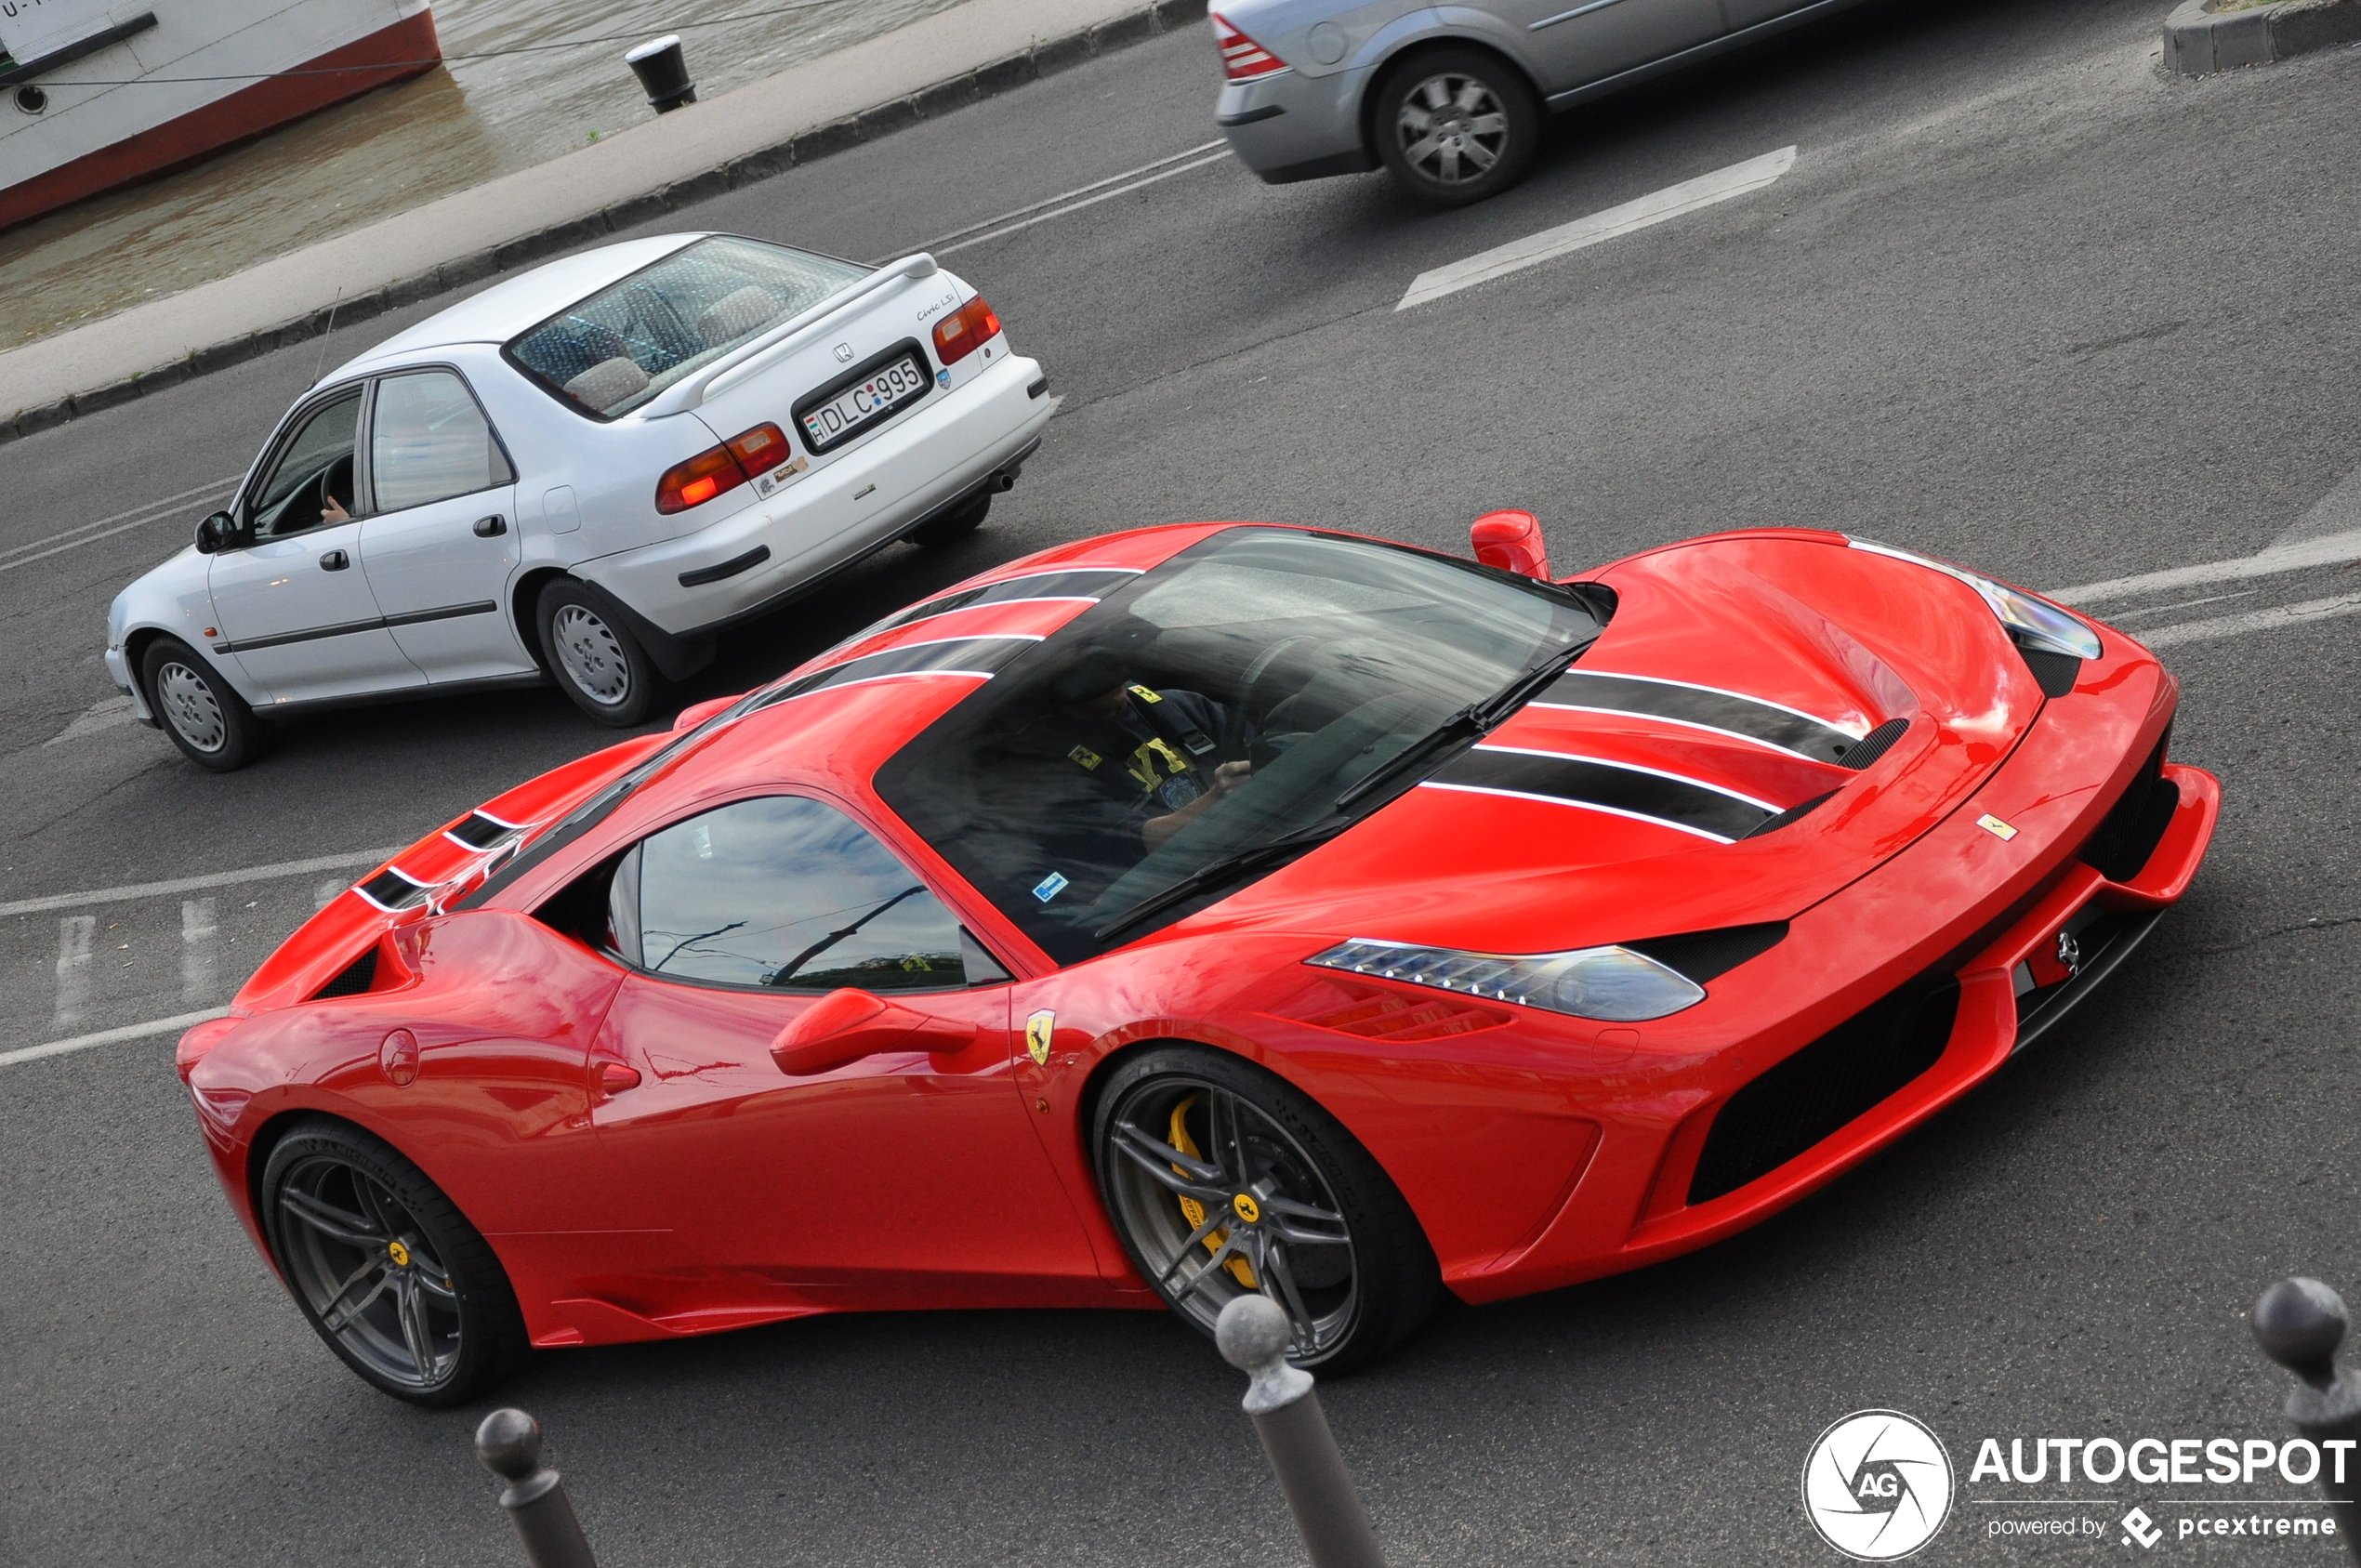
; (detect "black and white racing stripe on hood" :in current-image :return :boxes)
[1426,744,1778,842]
[753,633,1043,710]
[1533,670,1866,765]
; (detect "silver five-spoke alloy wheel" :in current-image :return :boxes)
[154,659,227,753]
[550,603,631,707]
[276,1152,463,1392]
[1101,1075,1359,1361]
[1394,71,1510,188]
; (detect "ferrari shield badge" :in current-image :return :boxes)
[1025,1010,1056,1067]
[1976,813,2019,841]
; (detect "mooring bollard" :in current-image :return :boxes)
[2252,1277,2361,1561]
[624,35,698,113]
[476,1408,600,1568]
[1216,1295,1389,1568]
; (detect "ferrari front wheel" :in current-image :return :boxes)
[1092,1046,1439,1372]
[259,1118,527,1406]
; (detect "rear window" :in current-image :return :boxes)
[506,236,868,419]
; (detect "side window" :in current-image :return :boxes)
[613,796,974,991]
[369,370,514,513]
[248,390,363,539]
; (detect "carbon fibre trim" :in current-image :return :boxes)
[1534,670,1862,763]
[1428,745,1774,841]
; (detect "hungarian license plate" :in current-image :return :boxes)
[799,353,930,451]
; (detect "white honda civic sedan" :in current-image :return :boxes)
[104,231,1053,770]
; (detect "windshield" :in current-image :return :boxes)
[873,528,1603,962]
[505,236,868,418]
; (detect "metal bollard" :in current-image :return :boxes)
[1216,1296,1389,1568]
[624,35,697,113]
[2252,1277,2361,1561]
[476,1408,600,1568]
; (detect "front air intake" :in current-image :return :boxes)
[1687,972,1961,1205]
[2081,732,2178,883]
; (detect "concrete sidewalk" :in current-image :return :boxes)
[0,0,1207,442]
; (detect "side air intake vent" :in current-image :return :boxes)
[1837,718,1910,772]
[1688,972,1960,1205]
[2019,647,2080,699]
[2081,733,2178,882]
[313,947,379,1000]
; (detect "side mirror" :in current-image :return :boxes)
[671,693,738,731]
[770,987,969,1076]
[1471,509,1550,581]
[193,511,238,554]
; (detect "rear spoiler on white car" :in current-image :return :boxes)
[640,252,944,417]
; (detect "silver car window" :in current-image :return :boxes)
[369,370,512,512]
[506,237,869,419]
[249,390,362,539]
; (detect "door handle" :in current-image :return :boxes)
[473,514,508,538]
[596,1061,641,1094]
[319,548,350,571]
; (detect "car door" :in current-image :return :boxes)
[583,792,1100,1303]
[355,368,535,682]
[207,385,424,705]
[1504,0,1724,90]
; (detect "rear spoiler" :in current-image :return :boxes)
[640,252,943,417]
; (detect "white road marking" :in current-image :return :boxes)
[0,845,402,920]
[181,897,218,1008]
[45,695,138,745]
[0,1008,228,1069]
[933,152,1233,257]
[2049,527,2361,606]
[2107,589,2259,619]
[54,915,94,1029]
[0,475,240,577]
[1397,146,1800,310]
[2139,590,2361,649]
[905,140,1230,257]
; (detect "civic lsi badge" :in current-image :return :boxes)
[1976,813,2019,841]
[1025,1010,1056,1067]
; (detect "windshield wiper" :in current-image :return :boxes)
[1091,817,1352,944]
[1330,643,1586,814]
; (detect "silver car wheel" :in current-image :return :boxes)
[1395,72,1509,186]
[155,661,227,753]
[550,603,631,706]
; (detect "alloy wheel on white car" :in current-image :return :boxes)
[1395,72,1510,188]
[155,659,227,753]
[550,604,631,707]
[1375,49,1541,207]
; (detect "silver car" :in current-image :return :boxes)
[104,231,1052,771]
[1211,0,1864,204]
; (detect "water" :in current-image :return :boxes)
[0,0,973,351]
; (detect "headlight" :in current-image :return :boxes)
[1307,937,1706,1022]
[1848,537,2101,661]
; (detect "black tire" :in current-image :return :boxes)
[908,490,991,548]
[259,1117,528,1406]
[140,637,274,771]
[1091,1045,1439,1372]
[1373,48,1542,207]
[536,577,666,726]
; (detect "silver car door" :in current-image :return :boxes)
[206,386,424,705]
[355,369,534,682]
[1506,0,1724,90]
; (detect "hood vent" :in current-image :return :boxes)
[1836,718,1909,771]
[444,810,522,850]
[2019,647,2080,699]
[1625,922,1788,983]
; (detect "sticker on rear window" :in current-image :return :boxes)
[1033,872,1069,903]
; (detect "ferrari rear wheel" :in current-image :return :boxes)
[1092,1046,1439,1372]
[260,1118,527,1406]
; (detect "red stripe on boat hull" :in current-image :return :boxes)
[0,9,442,232]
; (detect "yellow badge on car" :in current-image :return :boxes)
[388,1239,411,1266]
[1025,1009,1055,1066]
[1977,813,2019,841]
[1232,1193,1260,1223]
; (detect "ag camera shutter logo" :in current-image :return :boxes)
[1801,1409,1955,1560]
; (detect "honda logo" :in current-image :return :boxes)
[832,342,854,363]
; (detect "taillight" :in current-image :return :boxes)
[654,423,792,514]
[931,296,1004,366]
[1212,13,1286,81]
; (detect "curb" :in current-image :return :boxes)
[0,0,1210,448]
[2162,0,2361,74]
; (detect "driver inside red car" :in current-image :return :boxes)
[1013,649,1253,851]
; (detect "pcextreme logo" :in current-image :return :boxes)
[1803,1409,1957,1561]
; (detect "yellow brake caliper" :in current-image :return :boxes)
[1170,1096,1258,1289]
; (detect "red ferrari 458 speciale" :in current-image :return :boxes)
[178,516,2217,1403]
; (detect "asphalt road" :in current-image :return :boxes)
[4,1,2360,1562]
